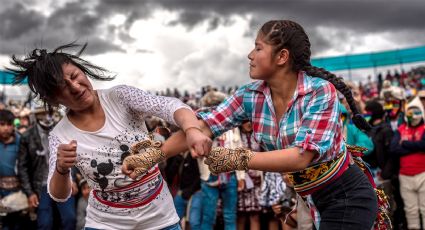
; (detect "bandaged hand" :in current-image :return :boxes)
[204,147,254,174]
[122,139,165,179]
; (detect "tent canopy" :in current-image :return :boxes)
[311,45,425,71]
[0,70,27,84]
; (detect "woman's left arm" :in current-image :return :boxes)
[248,147,316,172]
[172,108,212,157]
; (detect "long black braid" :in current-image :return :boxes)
[261,20,371,131]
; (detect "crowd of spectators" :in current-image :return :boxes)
[0,66,424,230]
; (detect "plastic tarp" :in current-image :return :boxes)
[0,70,27,84]
[311,46,425,71]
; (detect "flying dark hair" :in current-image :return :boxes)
[260,20,371,131]
[7,42,115,109]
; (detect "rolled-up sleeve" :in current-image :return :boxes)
[293,82,340,159]
[197,88,248,138]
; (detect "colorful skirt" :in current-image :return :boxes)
[237,170,262,213]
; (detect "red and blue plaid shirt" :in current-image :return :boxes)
[198,72,345,165]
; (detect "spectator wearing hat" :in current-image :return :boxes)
[363,100,395,181]
[363,100,401,226]
[381,80,407,131]
[390,97,425,230]
[16,107,31,134]
[18,106,77,230]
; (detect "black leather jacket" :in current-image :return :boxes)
[17,125,48,197]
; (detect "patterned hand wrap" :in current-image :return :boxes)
[123,139,165,176]
[204,147,254,174]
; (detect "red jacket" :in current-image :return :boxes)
[397,123,425,176]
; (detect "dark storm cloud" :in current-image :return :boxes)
[152,1,425,32]
[154,0,425,54]
[1,0,424,56]
[46,1,104,35]
[0,0,124,55]
[94,0,425,54]
[0,2,44,40]
[93,0,154,29]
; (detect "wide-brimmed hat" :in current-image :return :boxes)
[32,106,48,114]
[381,84,406,101]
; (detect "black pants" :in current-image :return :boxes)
[311,164,378,230]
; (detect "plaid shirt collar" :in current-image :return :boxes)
[247,71,314,97]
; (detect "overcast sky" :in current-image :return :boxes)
[1,0,425,97]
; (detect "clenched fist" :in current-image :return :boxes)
[56,140,77,175]
[122,139,165,179]
[204,147,255,175]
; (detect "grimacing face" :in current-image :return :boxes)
[53,63,97,112]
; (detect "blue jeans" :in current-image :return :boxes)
[85,223,181,230]
[188,191,202,230]
[201,173,237,230]
[161,222,182,230]
[174,194,188,219]
[311,164,378,230]
[173,191,203,230]
[37,186,76,230]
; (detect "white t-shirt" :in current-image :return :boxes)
[47,85,188,230]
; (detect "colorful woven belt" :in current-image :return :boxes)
[287,150,350,197]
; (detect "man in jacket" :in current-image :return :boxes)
[18,107,77,230]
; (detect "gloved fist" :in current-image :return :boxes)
[204,147,254,174]
[122,139,165,179]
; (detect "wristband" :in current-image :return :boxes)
[56,164,70,176]
[183,126,202,134]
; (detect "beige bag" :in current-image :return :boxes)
[0,191,28,213]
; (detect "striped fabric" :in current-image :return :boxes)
[198,71,345,165]
[93,167,163,208]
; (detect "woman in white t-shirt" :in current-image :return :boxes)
[8,42,212,230]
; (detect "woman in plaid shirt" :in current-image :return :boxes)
[123,20,380,229]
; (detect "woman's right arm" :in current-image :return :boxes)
[47,135,75,202]
[163,87,249,158]
[122,86,249,178]
[161,119,213,158]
